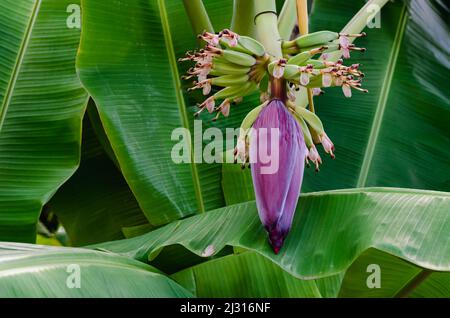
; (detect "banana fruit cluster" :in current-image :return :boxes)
[180,29,367,120]
[180,29,368,171]
[180,29,269,120]
[276,30,368,98]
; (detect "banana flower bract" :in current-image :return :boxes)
[249,99,306,254]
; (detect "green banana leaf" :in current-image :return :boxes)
[301,0,450,192]
[170,247,344,298]
[91,188,450,281]
[76,0,246,226]
[0,242,191,297]
[48,101,149,246]
[222,164,255,205]
[171,251,322,297]
[170,247,449,298]
[0,0,88,242]
[338,248,450,297]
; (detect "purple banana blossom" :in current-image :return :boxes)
[250,99,307,254]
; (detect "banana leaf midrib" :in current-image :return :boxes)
[157,0,205,214]
[393,268,432,298]
[0,0,42,132]
[357,4,409,187]
[337,247,449,297]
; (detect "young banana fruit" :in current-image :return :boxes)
[210,59,251,76]
[210,74,250,87]
[287,46,328,66]
[221,50,257,67]
[295,31,339,48]
[214,81,257,100]
[220,34,266,57]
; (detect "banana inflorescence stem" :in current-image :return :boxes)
[253,0,287,100]
[253,0,283,58]
[231,0,255,37]
[296,0,316,113]
[270,76,287,101]
[182,0,214,35]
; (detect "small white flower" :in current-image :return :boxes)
[320,133,335,158]
[322,72,333,87]
[229,37,238,47]
[320,53,330,60]
[300,72,310,86]
[202,82,211,95]
[342,84,352,98]
[334,76,343,87]
[210,35,220,46]
[273,64,285,79]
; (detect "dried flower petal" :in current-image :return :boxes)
[204,96,215,113]
[307,145,322,171]
[220,99,230,117]
[320,132,335,158]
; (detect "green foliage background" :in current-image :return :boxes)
[0,0,448,297]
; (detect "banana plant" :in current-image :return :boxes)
[0,0,448,298]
